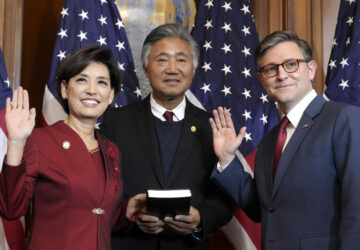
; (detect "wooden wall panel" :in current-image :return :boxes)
[285,0,312,40]
[322,0,340,77]
[21,0,63,124]
[0,0,23,88]
[267,0,284,36]
[252,0,284,40]
[0,0,4,45]
[311,1,324,93]
[252,0,323,93]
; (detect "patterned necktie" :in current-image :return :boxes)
[273,116,289,179]
[163,111,174,121]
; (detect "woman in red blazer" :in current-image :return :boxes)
[0,45,145,250]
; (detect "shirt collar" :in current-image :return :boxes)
[286,89,317,128]
[150,94,186,121]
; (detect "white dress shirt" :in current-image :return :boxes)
[284,89,317,150]
[150,94,186,121]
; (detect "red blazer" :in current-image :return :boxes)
[0,121,128,250]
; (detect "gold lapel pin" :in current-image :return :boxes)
[62,141,71,149]
[191,126,197,132]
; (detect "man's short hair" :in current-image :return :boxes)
[141,23,199,68]
[255,31,313,67]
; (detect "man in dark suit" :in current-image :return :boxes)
[210,31,360,250]
[101,23,235,250]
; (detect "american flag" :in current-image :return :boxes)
[325,0,360,107]
[0,48,25,250]
[188,0,279,249]
[41,0,141,126]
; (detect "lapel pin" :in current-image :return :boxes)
[62,141,71,149]
[191,126,197,132]
[303,124,309,128]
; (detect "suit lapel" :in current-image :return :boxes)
[272,95,327,198]
[135,97,165,187]
[51,122,99,202]
[165,101,199,187]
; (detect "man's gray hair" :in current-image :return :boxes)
[255,31,313,68]
[141,23,199,68]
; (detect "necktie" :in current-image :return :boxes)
[273,116,289,179]
[163,111,174,121]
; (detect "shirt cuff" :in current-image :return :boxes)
[216,162,230,173]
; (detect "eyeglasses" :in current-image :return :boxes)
[258,59,308,78]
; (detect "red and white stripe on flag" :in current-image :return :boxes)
[40,85,67,126]
[0,48,26,250]
[0,108,25,250]
[208,150,261,250]
[0,107,26,250]
[187,92,263,250]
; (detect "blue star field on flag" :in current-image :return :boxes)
[0,48,12,109]
[190,0,279,156]
[325,0,360,107]
[46,0,141,110]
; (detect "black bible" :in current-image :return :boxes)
[146,189,191,219]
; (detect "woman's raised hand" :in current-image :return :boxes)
[5,87,36,166]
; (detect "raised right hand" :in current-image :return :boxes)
[5,87,36,165]
[209,107,246,166]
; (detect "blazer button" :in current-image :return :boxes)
[268,207,275,213]
[92,208,105,215]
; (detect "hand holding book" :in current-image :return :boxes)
[146,189,191,219]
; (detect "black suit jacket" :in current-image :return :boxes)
[101,96,235,250]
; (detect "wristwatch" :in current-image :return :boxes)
[191,226,203,241]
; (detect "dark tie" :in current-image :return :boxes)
[273,116,289,179]
[163,111,174,121]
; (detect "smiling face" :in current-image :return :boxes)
[257,41,317,113]
[61,61,114,122]
[143,37,195,108]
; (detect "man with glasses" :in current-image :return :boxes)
[210,31,360,249]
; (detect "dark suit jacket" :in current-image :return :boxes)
[0,121,129,250]
[101,96,235,250]
[211,95,360,250]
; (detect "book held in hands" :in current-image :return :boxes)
[146,189,191,219]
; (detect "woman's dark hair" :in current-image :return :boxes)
[56,45,121,114]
